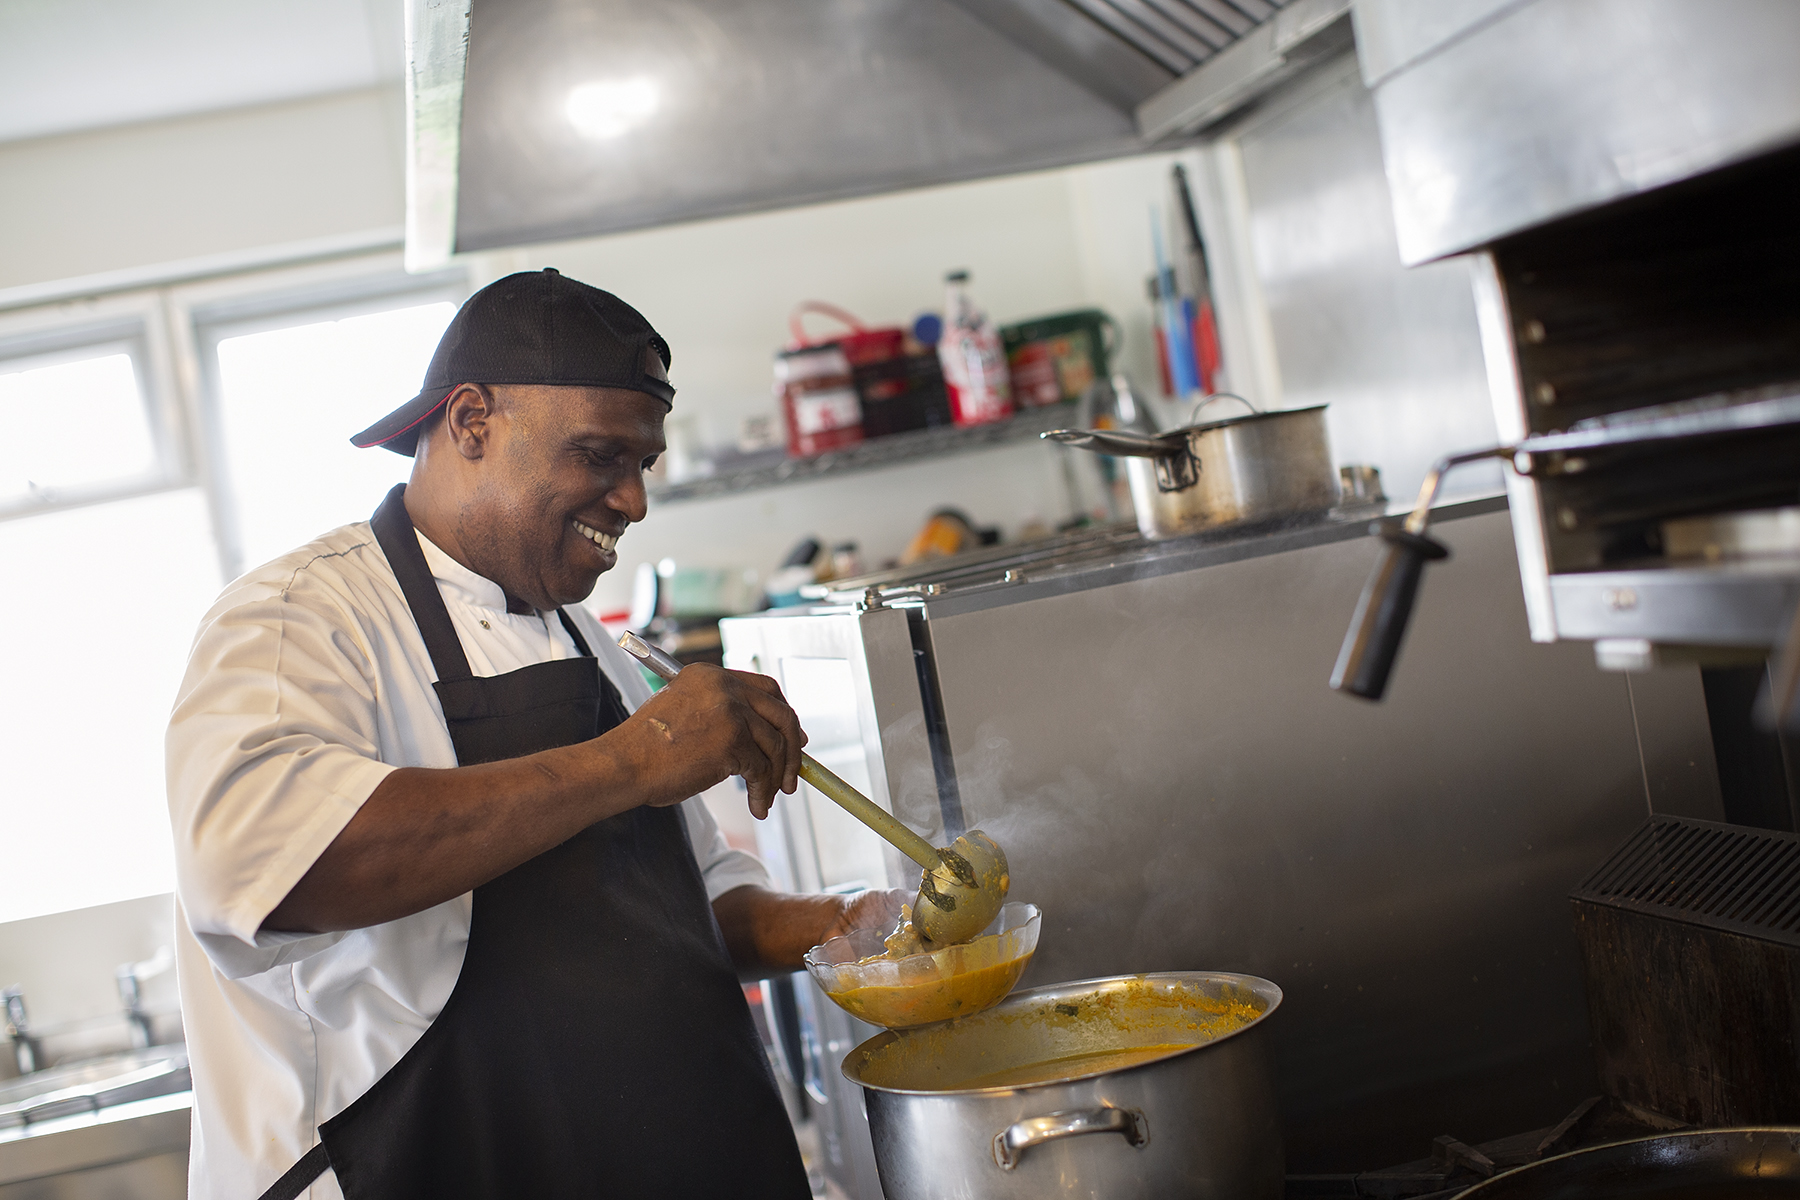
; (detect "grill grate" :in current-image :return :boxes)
[1572,815,1800,948]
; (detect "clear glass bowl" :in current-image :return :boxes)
[804,901,1041,1028]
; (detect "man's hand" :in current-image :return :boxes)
[712,885,912,974]
[613,664,807,818]
[818,887,910,946]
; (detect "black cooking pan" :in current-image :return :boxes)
[1458,1129,1800,1199]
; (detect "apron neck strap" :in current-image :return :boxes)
[556,610,595,657]
[371,483,475,683]
[371,485,597,682]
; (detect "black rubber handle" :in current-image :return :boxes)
[1331,523,1450,701]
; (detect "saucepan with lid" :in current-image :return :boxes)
[1044,396,1339,539]
[842,971,1284,1200]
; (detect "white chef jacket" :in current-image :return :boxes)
[166,520,770,1200]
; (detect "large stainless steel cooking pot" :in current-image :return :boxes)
[841,972,1283,1200]
[1044,402,1337,539]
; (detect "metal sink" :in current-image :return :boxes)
[0,1047,189,1130]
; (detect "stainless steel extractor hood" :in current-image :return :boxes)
[402,0,1352,269]
[1354,0,1800,265]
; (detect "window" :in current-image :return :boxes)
[0,258,466,924]
[0,490,221,919]
[207,298,457,577]
[1,347,156,508]
[0,303,213,922]
[0,316,184,520]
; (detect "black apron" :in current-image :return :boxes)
[260,484,808,1200]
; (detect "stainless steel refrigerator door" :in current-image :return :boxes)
[722,604,940,1200]
[723,604,941,895]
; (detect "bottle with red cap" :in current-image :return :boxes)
[937,270,1014,426]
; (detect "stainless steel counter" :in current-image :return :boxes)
[0,1091,188,1200]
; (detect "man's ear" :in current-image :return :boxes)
[442,383,497,461]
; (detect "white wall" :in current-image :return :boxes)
[0,62,1516,1029]
[0,90,1194,955]
[0,86,403,291]
[469,153,1193,615]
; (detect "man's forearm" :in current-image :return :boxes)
[263,731,668,934]
[712,885,849,973]
[259,662,808,936]
[712,884,910,974]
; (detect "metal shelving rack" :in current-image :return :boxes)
[646,405,1077,504]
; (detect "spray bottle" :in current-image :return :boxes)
[938,270,1014,426]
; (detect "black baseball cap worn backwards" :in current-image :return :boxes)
[351,267,675,456]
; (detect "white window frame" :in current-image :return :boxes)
[0,249,469,579]
[0,290,190,520]
[168,252,466,579]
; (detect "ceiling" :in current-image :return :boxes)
[0,0,404,145]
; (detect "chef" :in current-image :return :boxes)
[167,268,901,1200]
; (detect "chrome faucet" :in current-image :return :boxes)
[3,986,44,1075]
[115,947,173,1049]
[116,968,154,1049]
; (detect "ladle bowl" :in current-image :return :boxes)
[914,830,1010,947]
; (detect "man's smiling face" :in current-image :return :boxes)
[444,382,666,611]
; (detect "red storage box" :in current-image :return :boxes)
[775,303,905,457]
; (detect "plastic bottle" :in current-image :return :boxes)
[937,271,1014,426]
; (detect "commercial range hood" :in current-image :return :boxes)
[402,0,1352,268]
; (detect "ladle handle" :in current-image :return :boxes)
[616,632,946,872]
[794,757,944,872]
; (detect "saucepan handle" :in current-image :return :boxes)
[992,1106,1149,1170]
[1041,428,1183,458]
[1330,523,1450,701]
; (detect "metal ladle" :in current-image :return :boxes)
[618,631,1009,946]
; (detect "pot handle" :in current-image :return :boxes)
[1042,429,1199,491]
[1041,428,1183,458]
[992,1106,1149,1170]
[1187,391,1261,423]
